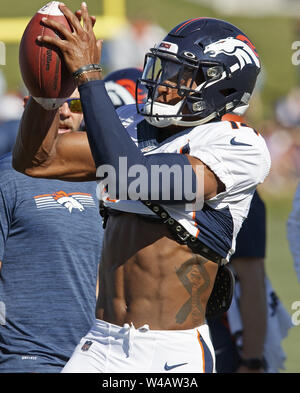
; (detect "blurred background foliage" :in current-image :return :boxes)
[1,0,299,121]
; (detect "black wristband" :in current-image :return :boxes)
[240,357,267,370]
[72,64,102,78]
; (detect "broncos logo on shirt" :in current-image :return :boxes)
[34,190,96,213]
[53,191,85,213]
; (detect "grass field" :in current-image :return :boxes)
[0,0,299,373]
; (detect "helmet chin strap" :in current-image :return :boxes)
[231,104,249,116]
[146,111,218,128]
[142,99,218,128]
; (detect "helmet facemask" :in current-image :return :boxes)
[137,48,232,128]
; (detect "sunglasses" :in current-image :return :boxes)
[65,98,83,113]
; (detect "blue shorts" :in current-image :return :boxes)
[232,191,266,260]
[207,315,240,373]
[208,191,266,373]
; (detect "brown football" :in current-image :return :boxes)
[19,2,75,105]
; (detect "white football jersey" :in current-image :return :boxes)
[103,104,271,264]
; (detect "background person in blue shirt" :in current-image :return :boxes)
[0,93,24,157]
[208,113,292,373]
[208,190,267,372]
[0,88,103,373]
[0,66,148,373]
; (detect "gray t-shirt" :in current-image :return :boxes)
[0,154,103,372]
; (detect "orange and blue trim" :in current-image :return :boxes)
[174,18,205,34]
[197,330,214,373]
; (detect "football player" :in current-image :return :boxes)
[13,3,270,373]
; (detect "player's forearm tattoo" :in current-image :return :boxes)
[175,255,210,325]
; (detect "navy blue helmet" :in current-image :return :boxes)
[103,67,147,108]
[138,18,261,128]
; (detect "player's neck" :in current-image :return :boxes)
[155,125,186,143]
[155,117,221,143]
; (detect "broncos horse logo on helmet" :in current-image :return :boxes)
[137,18,261,128]
[204,37,260,70]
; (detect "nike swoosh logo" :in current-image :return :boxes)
[230,137,252,146]
[164,362,188,371]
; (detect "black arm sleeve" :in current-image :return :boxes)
[79,80,197,203]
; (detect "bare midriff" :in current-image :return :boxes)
[96,212,218,330]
